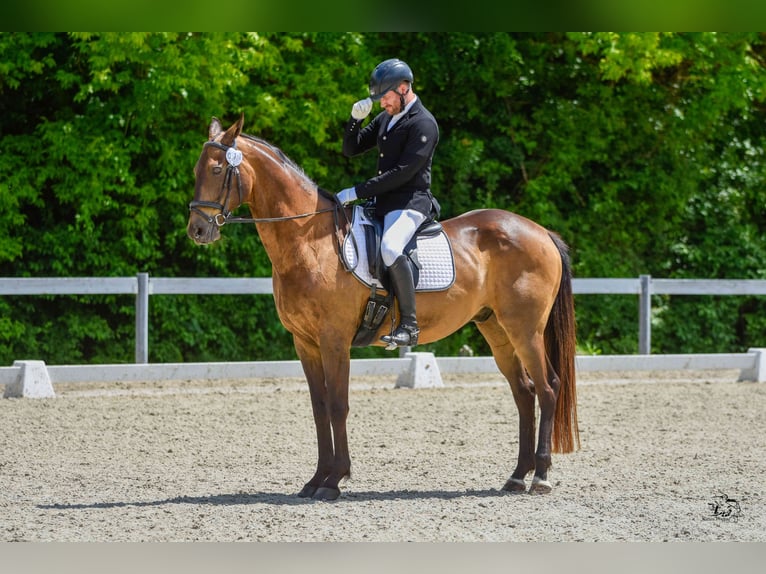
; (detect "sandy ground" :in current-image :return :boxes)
[1,369,764,542]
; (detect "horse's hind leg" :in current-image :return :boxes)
[476,317,536,493]
[488,301,561,494]
[512,332,560,494]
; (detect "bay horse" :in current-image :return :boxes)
[187,114,579,500]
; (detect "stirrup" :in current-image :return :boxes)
[381,323,420,349]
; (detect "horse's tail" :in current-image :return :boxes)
[546,232,580,454]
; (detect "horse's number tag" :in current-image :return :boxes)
[226,148,243,167]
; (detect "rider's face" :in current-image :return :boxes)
[379,84,406,115]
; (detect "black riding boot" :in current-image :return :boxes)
[381,255,419,347]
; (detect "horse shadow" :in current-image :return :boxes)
[38,488,509,510]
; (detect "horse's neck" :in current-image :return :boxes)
[254,204,334,277]
[247,141,321,214]
[246,143,334,274]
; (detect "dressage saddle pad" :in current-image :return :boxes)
[342,205,455,292]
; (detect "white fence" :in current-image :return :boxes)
[0,352,763,383]
[3,273,766,362]
[2,349,765,398]
[3,272,766,396]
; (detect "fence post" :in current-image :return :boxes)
[638,274,651,355]
[136,272,149,364]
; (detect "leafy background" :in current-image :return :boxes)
[2,32,765,364]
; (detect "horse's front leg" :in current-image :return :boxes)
[294,336,352,501]
[294,338,334,499]
[312,341,352,501]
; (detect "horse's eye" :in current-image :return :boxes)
[212,165,223,175]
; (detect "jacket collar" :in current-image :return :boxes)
[385,96,420,131]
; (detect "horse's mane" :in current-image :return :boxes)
[241,133,309,179]
[241,133,334,200]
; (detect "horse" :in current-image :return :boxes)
[187,114,579,500]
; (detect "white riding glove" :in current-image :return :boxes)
[351,97,373,120]
[336,187,358,205]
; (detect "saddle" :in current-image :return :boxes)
[342,203,455,347]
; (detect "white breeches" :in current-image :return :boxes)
[380,209,427,267]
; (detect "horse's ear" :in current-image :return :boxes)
[209,117,223,141]
[221,113,244,146]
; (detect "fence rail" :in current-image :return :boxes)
[3,273,766,363]
[2,351,765,397]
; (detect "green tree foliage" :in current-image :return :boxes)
[1,32,765,364]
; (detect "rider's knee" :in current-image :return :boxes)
[380,243,401,267]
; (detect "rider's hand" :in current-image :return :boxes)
[336,187,358,205]
[351,98,372,120]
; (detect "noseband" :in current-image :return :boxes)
[189,140,245,227]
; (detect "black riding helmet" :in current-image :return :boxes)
[368,58,414,101]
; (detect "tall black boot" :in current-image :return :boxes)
[381,255,419,347]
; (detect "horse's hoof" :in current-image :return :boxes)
[297,484,318,498]
[502,478,527,494]
[528,477,552,495]
[312,486,341,501]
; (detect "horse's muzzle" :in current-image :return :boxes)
[187,217,221,245]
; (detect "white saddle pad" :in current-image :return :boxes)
[342,205,455,292]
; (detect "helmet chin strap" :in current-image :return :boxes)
[398,84,411,113]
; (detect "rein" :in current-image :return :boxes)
[221,206,337,225]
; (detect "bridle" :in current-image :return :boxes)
[188,137,355,265]
[188,139,337,227]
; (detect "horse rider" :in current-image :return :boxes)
[337,58,440,348]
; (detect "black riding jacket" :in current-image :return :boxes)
[343,98,439,219]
